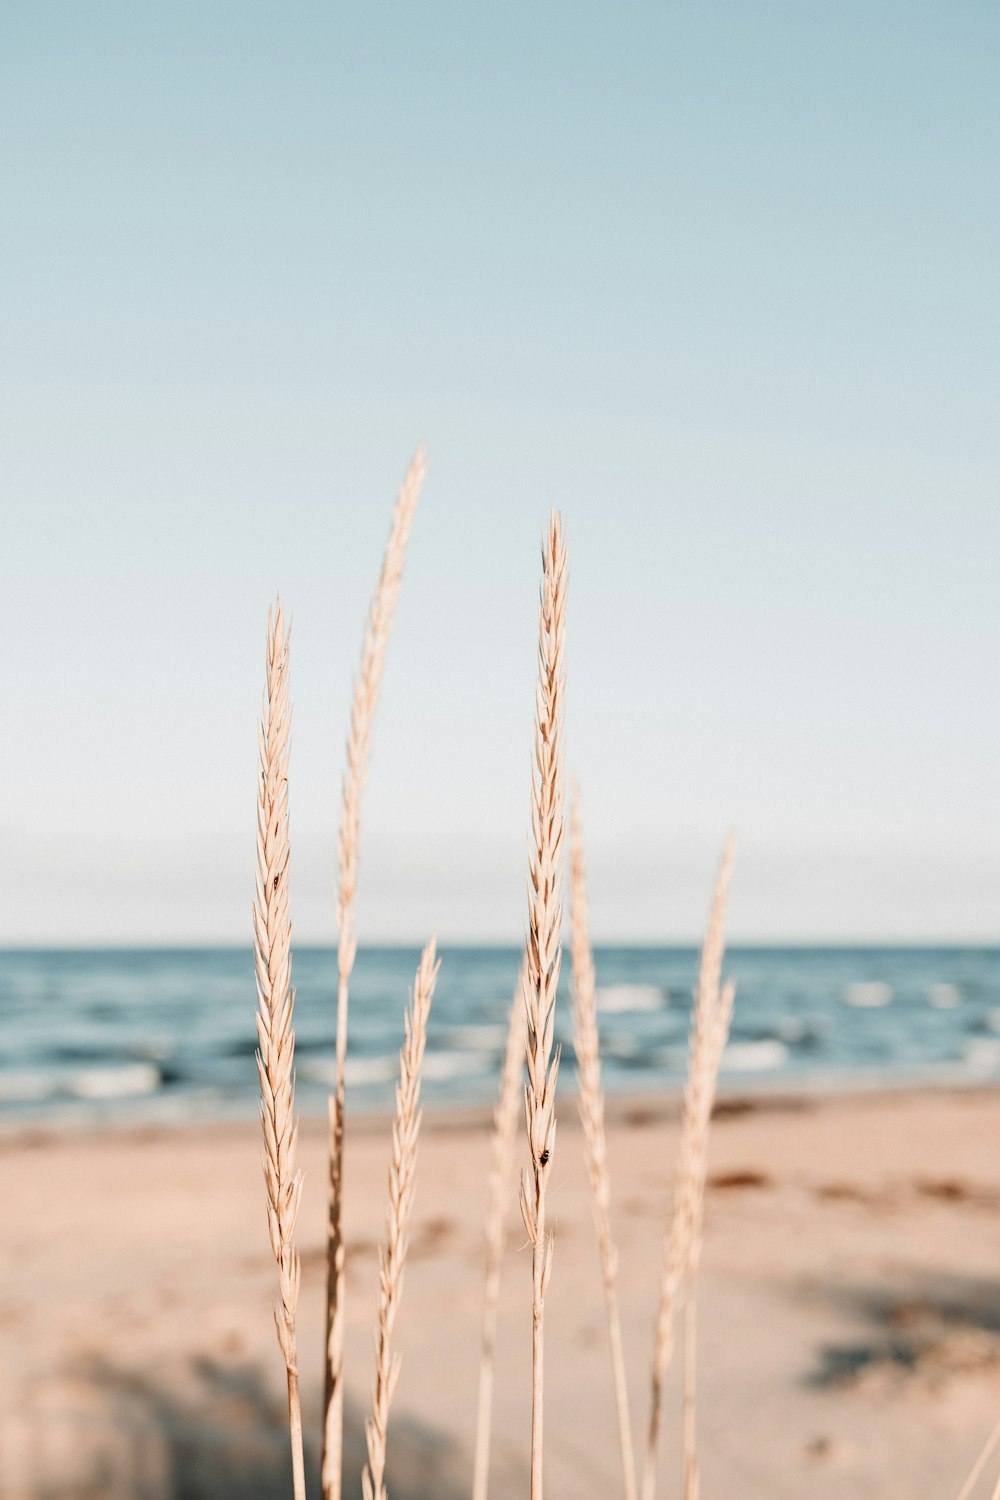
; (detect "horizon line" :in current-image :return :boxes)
[2,937,999,953]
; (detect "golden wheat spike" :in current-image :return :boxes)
[323,447,427,1500]
[253,599,306,1500]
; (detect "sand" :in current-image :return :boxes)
[3,1087,1000,1499]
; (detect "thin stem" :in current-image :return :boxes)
[323,449,427,1500]
[472,965,526,1500]
[362,941,440,1500]
[956,1414,1000,1500]
[682,1286,698,1500]
[642,837,735,1500]
[288,1368,307,1500]
[570,783,637,1500]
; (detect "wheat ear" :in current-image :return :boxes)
[517,511,568,1500]
[323,447,427,1500]
[252,599,306,1500]
[569,782,638,1500]
[642,834,736,1500]
[362,939,440,1500]
[472,961,527,1500]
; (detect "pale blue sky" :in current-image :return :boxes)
[3,3,998,943]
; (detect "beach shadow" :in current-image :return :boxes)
[810,1275,1000,1392]
[20,1356,466,1500]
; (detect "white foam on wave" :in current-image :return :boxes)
[843,982,893,1009]
[596,984,664,1014]
[343,1056,398,1087]
[442,1025,507,1051]
[421,1050,491,1082]
[928,983,960,1009]
[312,1050,490,1089]
[300,1056,401,1088]
[965,1039,1000,1075]
[0,1063,161,1102]
[0,1070,58,1102]
[602,1035,642,1060]
[70,1064,161,1100]
[720,1040,789,1073]
[297,1057,338,1087]
[134,1036,176,1061]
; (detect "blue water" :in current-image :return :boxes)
[3,946,1000,1127]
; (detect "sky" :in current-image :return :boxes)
[3,3,998,944]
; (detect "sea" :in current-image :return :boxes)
[3,946,1000,1128]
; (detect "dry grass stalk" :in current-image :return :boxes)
[323,447,428,1500]
[569,783,638,1500]
[362,939,440,1500]
[641,834,736,1500]
[955,1415,1000,1500]
[681,973,735,1500]
[252,600,306,1500]
[517,511,568,1500]
[472,961,527,1500]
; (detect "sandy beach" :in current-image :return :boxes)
[3,1087,1000,1499]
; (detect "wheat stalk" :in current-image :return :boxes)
[472,961,527,1500]
[569,782,638,1500]
[681,973,735,1500]
[517,511,568,1500]
[642,834,736,1500]
[323,447,427,1500]
[362,939,440,1500]
[252,599,306,1500]
[955,1416,1000,1500]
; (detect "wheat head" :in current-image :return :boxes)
[517,511,568,1500]
[323,447,428,1500]
[362,939,440,1500]
[252,599,306,1500]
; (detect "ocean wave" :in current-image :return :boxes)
[964,1039,1000,1074]
[0,1063,161,1102]
[928,983,960,1009]
[71,1064,161,1099]
[772,1016,830,1046]
[596,984,664,1014]
[422,1050,492,1082]
[0,1071,57,1102]
[842,982,893,1009]
[300,1049,494,1090]
[602,1034,643,1060]
[439,1024,508,1051]
[341,1056,396,1087]
[720,1040,789,1072]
